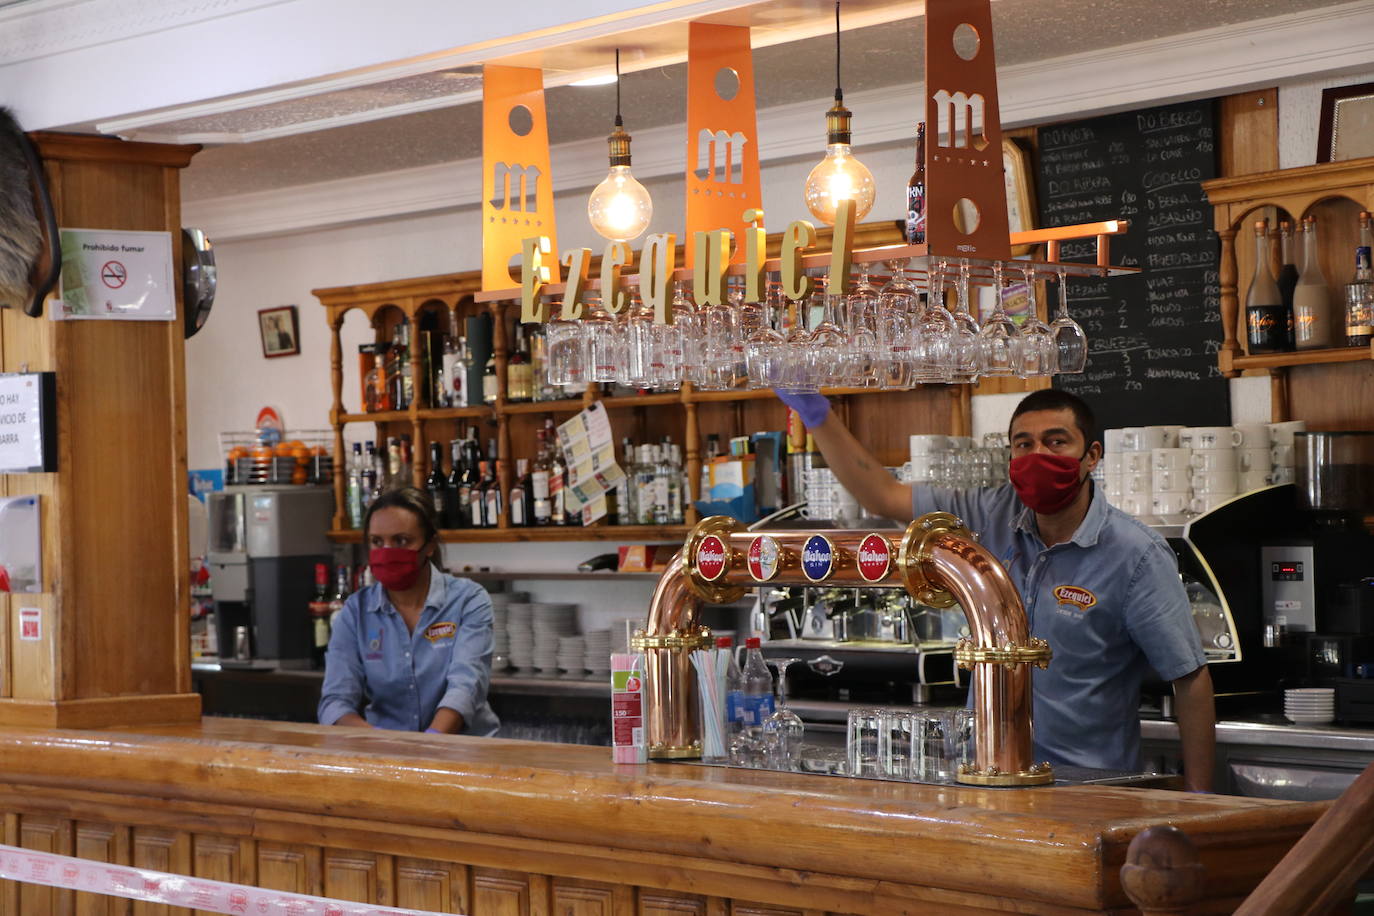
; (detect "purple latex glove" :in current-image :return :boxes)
[773,389,831,428]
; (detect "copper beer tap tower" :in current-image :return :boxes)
[632,513,1054,787]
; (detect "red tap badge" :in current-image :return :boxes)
[857,534,891,582]
[747,535,781,582]
[696,535,728,581]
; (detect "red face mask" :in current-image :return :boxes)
[369,546,426,591]
[1009,452,1086,515]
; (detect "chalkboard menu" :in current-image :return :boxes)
[1035,98,1229,428]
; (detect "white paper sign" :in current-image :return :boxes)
[54,228,175,321]
[556,402,625,525]
[0,374,45,473]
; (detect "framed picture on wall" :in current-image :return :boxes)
[1317,80,1374,163]
[258,305,300,358]
[1003,137,1037,256]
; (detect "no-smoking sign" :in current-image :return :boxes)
[100,261,127,288]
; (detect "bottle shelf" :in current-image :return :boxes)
[598,392,683,408]
[328,524,689,544]
[1229,343,1373,372]
[339,406,493,424]
[501,399,587,415]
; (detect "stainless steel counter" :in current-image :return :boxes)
[1142,716,1374,752]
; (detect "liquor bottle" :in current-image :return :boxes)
[700,433,721,503]
[1346,211,1373,348]
[425,442,448,522]
[667,443,685,524]
[469,460,488,528]
[905,122,926,246]
[309,563,332,669]
[636,444,659,525]
[463,429,483,527]
[393,318,414,410]
[531,429,552,526]
[549,439,567,526]
[1276,221,1299,348]
[1293,216,1333,349]
[387,437,403,487]
[362,440,379,509]
[482,454,501,527]
[328,565,351,629]
[1245,219,1288,355]
[652,441,671,525]
[347,442,364,529]
[438,314,461,408]
[613,437,634,526]
[445,439,465,529]
[482,350,498,405]
[400,435,415,485]
[529,324,554,402]
[509,458,531,526]
[741,637,775,727]
[507,325,533,402]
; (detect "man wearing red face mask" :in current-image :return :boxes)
[318,487,499,736]
[776,387,1214,791]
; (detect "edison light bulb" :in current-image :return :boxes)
[588,165,653,242]
[804,142,876,226]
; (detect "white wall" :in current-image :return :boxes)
[186,64,1374,470]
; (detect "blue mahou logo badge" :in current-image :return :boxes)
[802,535,834,582]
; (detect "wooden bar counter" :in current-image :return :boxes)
[0,718,1324,915]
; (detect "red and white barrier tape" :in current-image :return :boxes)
[0,844,461,916]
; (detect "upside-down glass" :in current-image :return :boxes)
[1052,268,1089,374]
[914,261,955,383]
[761,657,805,770]
[807,279,848,388]
[745,278,786,389]
[949,262,981,383]
[673,284,707,387]
[582,296,625,384]
[878,259,918,389]
[699,296,740,390]
[544,300,587,387]
[844,263,882,388]
[623,296,659,389]
[846,707,884,777]
[977,262,1023,376]
[1017,266,1058,378]
[880,710,916,779]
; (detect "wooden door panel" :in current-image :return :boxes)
[191,835,253,916]
[323,848,392,906]
[256,842,321,897]
[131,827,190,916]
[75,822,129,916]
[396,857,468,915]
[471,868,547,916]
[17,815,73,916]
[637,891,709,916]
[550,878,630,916]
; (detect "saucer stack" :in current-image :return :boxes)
[485,591,528,672]
[582,629,613,679]
[531,603,578,676]
[505,603,535,673]
[1284,687,1335,725]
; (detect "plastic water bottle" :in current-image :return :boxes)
[723,637,745,736]
[742,637,776,727]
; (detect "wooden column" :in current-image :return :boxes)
[1216,228,1240,376]
[0,133,202,728]
[328,310,348,531]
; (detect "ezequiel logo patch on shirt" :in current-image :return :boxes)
[423,622,456,643]
[1053,585,1098,613]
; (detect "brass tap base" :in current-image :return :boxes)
[648,743,701,760]
[957,764,1055,787]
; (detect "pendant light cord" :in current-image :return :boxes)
[615,48,623,128]
[834,1,842,102]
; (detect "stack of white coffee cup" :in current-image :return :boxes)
[1101,422,1302,523]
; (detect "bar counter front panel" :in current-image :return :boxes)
[0,718,1323,915]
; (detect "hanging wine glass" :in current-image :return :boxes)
[845,262,881,388]
[878,259,917,389]
[976,261,1022,377]
[1017,266,1058,379]
[807,274,848,388]
[949,261,981,383]
[1051,268,1089,374]
[675,283,707,387]
[914,260,954,384]
[747,275,788,390]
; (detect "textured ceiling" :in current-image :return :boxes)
[181,0,1344,200]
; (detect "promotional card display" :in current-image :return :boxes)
[556,402,626,525]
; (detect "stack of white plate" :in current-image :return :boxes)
[1284,687,1335,725]
[532,603,579,676]
[505,603,535,673]
[485,591,527,672]
[557,635,586,677]
[583,629,613,679]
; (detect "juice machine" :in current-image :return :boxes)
[206,485,334,666]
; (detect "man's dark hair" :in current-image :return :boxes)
[1008,389,1100,449]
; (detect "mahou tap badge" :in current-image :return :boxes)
[857,534,891,582]
[696,535,728,581]
[801,534,835,582]
[747,535,781,582]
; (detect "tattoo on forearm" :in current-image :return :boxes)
[856,457,872,471]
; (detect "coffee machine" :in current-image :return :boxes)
[207,485,333,666]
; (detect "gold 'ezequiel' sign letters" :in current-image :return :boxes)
[517,197,856,325]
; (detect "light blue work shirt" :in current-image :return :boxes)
[913,482,1205,771]
[318,569,500,736]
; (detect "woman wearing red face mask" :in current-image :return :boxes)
[775,387,1215,793]
[318,487,499,735]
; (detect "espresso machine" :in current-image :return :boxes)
[206,485,333,666]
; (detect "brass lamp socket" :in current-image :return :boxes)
[607,121,633,167]
[825,99,853,146]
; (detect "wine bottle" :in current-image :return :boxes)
[1346,211,1373,348]
[1245,219,1287,355]
[482,350,498,405]
[425,442,448,523]
[905,122,926,246]
[531,429,552,526]
[1293,216,1333,350]
[445,438,466,529]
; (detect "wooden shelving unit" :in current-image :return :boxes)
[1203,155,1374,424]
[328,524,689,544]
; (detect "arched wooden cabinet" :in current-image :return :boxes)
[1203,155,1374,427]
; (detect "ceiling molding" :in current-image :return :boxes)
[185,0,1374,241]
